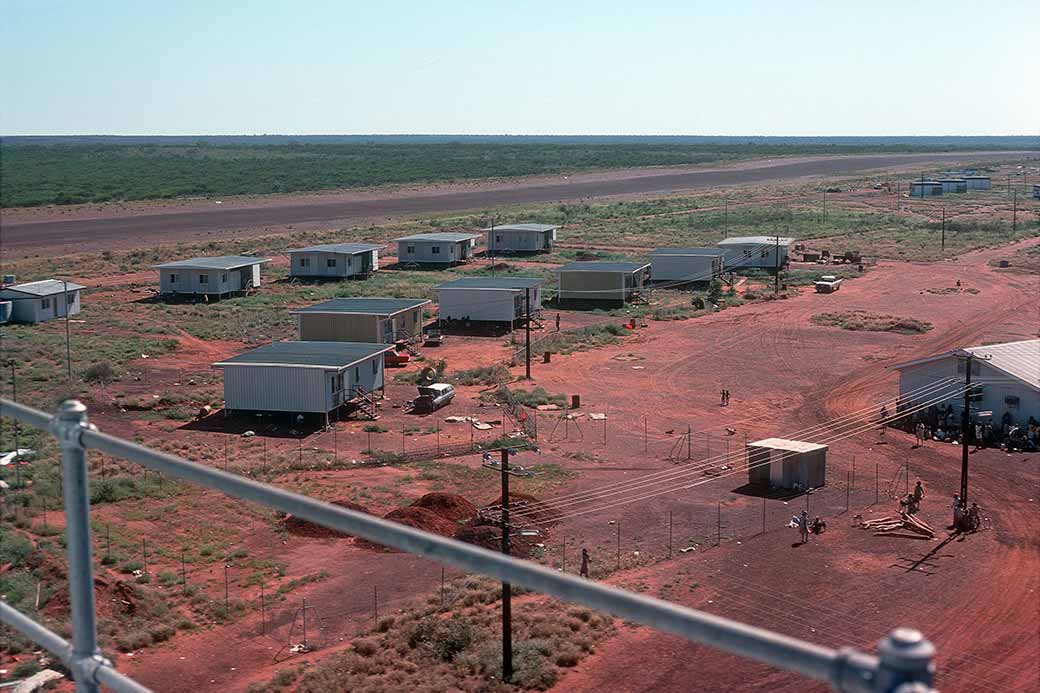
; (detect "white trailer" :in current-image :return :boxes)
[650,248,726,283]
[437,277,543,326]
[288,243,381,278]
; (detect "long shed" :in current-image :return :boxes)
[395,233,479,265]
[650,248,726,284]
[910,181,943,197]
[747,438,827,490]
[288,243,381,278]
[213,341,394,422]
[964,175,991,190]
[0,279,86,324]
[485,224,558,254]
[153,256,269,299]
[291,298,430,343]
[717,236,793,271]
[436,277,543,327]
[553,262,650,305]
[939,179,967,193]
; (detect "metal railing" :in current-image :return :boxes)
[0,398,937,693]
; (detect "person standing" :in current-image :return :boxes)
[555,313,561,332]
[912,480,925,505]
[579,548,592,578]
[798,510,810,544]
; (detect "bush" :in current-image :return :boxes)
[449,364,512,386]
[352,638,379,657]
[115,628,153,652]
[11,659,41,679]
[362,424,389,433]
[83,361,116,383]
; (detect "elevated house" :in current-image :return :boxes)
[395,232,480,266]
[717,236,793,271]
[212,341,394,423]
[291,297,430,344]
[288,243,382,279]
[0,279,86,324]
[485,223,558,254]
[650,248,726,284]
[153,255,269,300]
[553,261,650,305]
[436,277,543,331]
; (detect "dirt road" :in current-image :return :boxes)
[2,151,1033,256]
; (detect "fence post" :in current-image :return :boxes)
[302,598,308,648]
[846,471,851,513]
[876,462,880,504]
[142,538,148,576]
[562,538,566,573]
[51,400,106,693]
[440,566,445,606]
[716,502,721,546]
[644,415,648,453]
[616,522,621,571]
[373,585,379,625]
[762,498,766,534]
[181,548,187,594]
[668,510,673,559]
[224,564,230,616]
[260,581,266,635]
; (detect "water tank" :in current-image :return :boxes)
[0,300,12,324]
[2,274,15,285]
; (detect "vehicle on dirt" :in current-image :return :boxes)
[423,328,445,347]
[814,276,843,293]
[411,383,456,413]
[384,349,410,367]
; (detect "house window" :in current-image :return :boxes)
[406,245,415,254]
[413,310,418,321]
[354,366,360,380]
[1005,395,1020,409]
[299,257,311,267]
[432,246,441,254]
[199,274,209,284]
[496,235,502,243]
[221,273,227,282]
[372,359,378,375]
[327,258,337,268]
[169,273,178,283]
[346,256,352,266]
[743,250,752,259]
[41,298,51,309]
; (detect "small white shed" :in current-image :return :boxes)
[1033,184,1039,200]
[437,277,543,327]
[0,279,86,324]
[717,236,793,271]
[747,438,828,490]
[395,233,480,266]
[485,224,558,254]
[288,243,382,278]
[213,341,395,421]
[650,248,726,284]
[153,256,269,300]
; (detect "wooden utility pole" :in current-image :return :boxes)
[773,235,780,296]
[941,207,946,253]
[499,448,513,682]
[524,288,532,379]
[62,280,73,381]
[960,352,975,505]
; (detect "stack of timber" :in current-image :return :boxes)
[859,512,935,540]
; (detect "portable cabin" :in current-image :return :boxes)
[436,277,543,329]
[746,438,827,490]
[395,233,480,266]
[717,236,793,271]
[0,279,86,324]
[288,243,381,278]
[212,341,394,423]
[153,256,269,300]
[964,175,991,190]
[291,298,430,344]
[1033,184,1039,200]
[939,179,967,194]
[650,248,726,284]
[909,181,943,198]
[485,224,558,254]
[891,339,1039,429]
[553,261,650,305]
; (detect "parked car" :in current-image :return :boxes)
[411,383,456,413]
[423,328,445,347]
[384,349,411,367]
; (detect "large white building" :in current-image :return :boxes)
[717,236,793,271]
[485,223,558,254]
[0,279,86,324]
[891,339,1040,430]
[288,243,381,279]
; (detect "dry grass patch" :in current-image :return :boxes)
[810,310,932,334]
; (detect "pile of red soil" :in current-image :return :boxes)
[411,492,478,523]
[483,492,559,526]
[454,524,537,558]
[284,499,368,538]
[360,505,461,552]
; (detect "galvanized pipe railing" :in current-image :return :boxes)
[0,398,937,692]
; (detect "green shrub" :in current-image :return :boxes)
[83,361,116,383]
[11,659,41,679]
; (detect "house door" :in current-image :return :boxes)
[382,319,394,342]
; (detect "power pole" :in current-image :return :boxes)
[1012,190,1017,233]
[822,190,826,220]
[724,198,728,229]
[959,352,975,506]
[489,218,496,277]
[62,280,73,381]
[499,448,513,682]
[773,235,780,296]
[941,207,946,253]
[524,288,532,379]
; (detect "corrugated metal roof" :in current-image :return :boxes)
[0,279,87,296]
[651,247,727,255]
[910,181,943,186]
[554,261,650,273]
[213,341,393,369]
[438,277,544,290]
[153,255,270,270]
[289,243,382,254]
[290,297,430,315]
[482,223,559,233]
[964,175,991,179]
[749,438,828,453]
[718,236,794,246]
[966,339,1040,389]
[395,232,480,243]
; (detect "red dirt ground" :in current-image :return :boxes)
[53,236,1039,692]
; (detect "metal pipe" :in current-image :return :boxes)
[0,398,935,692]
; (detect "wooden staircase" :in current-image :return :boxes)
[351,388,379,420]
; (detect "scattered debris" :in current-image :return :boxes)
[858,513,935,539]
[0,449,35,466]
[588,413,607,420]
[14,669,65,693]
[241,430,255,437]
[536,403,561,411]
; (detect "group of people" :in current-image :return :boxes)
[951,494,982,533]
[793,510,827,544]
[909,407,1038,452]
[720,389,732,406]
[899,480,926,515]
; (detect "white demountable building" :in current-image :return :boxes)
[910,181,943,197]
[394,232,480,266]
[553,261,651,305]
[485,223,558,254]
[291,297,430,344]
[939,179,967,194]
[0,279,86,324]
[288,243,382,278]
[747,438,828,490]
[891,339,1040,430]
[153,256,269,300]
[213,341,394,424]
[436,277,543,329]
[650,248,726,284]
[717,236,793,271]
[964,175,992,190]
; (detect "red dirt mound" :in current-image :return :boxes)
[284,499,368,538]
[359,506,461,552]
[484,492,559,526]
[454,524,537,558]
[411,492,478,523]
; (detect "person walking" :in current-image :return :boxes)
[914,422,926,446]
[579,548,592,578]
[721,389,726,406]
[912,480,925,505]
[555,313,561,332]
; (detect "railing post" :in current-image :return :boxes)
[874,628,935,692]
[50,400,107,693]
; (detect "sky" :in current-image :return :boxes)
[2,0,1037,136]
